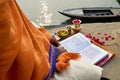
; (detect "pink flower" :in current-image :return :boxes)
[93,37,96,41]
[94,38,99,42]
[105,37,109,41]
[86,34,92,39]
[104,33,107,36]
[72,19,81,24]
[98,41,105,45]
[97,32,101,35]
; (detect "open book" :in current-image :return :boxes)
[60,33,115,66]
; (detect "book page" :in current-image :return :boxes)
[79,44,108,64]
[60,33,92,52]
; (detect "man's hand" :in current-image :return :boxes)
[50,35,60,47]
[56,46,67,58]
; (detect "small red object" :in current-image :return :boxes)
[108,36,111,38]
[98,32,101,35]
[94,38,99,42]
[104,33,108,36]
[93,37,96,40]
[98,41,105,45]
[111,37,115,40]
[86,34,92,39]
[105,37,109,41]
[72,19,81,24]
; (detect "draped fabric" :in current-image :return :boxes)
[0,0,52,80]
[0,0,80,80]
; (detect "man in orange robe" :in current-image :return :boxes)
[0,0,109,80]
[0,0,80,80]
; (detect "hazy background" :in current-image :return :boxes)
[17,0,120,26]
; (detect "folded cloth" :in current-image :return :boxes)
[54,58,103,80]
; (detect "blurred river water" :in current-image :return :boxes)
[17,0,120,26]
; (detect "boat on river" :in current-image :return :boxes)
[58,7,120,21]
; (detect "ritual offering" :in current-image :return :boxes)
[72,19,82,28]
[72,19,82,33]
[56,29,68,39]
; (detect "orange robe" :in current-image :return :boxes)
[0,0,52,80]
[0,0,79,80]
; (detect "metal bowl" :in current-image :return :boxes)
[56,29,68,39]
